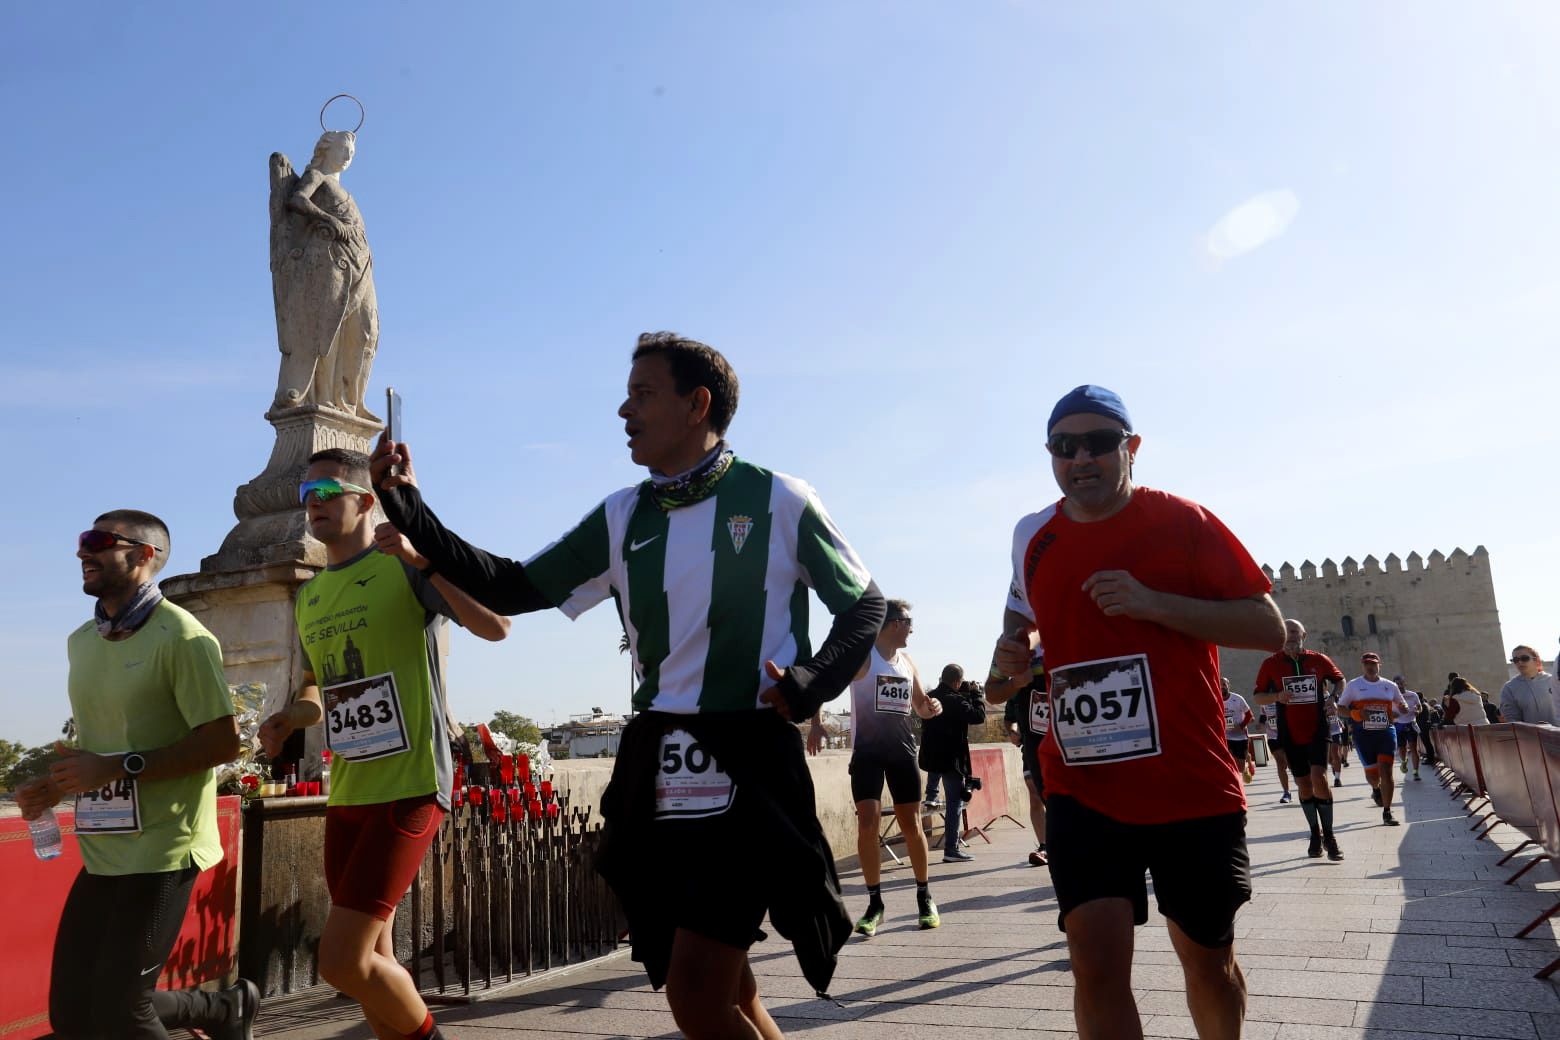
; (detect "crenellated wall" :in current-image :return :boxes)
[1220,546,1508,700]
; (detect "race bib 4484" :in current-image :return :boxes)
[76,775,141,834]
[1048,654,1162,765]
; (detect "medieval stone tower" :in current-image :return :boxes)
[1219,547,1508,700]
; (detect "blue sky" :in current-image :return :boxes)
[3,4,1558,745]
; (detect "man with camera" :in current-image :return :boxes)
[919,664,987,862]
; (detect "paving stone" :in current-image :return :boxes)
[1353,1002,1539,1038]
[1422,978,1560,1012]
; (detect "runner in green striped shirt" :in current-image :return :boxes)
[371,332,884,1039]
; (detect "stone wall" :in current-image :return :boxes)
[1220,547,1508,699]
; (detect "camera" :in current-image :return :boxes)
[966,776,983,792]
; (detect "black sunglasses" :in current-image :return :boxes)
[1513,655,1535,664]
[78,530,163,554]
[1046,429,1131,460]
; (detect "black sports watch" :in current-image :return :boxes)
[121,752,147,778]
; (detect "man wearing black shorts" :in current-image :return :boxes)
[991,648,1049,866]
[994,385,1284,1040]
[1253,619,1345,861]
[812,598,943,933]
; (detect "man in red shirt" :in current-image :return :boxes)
[1252,619,1345,861]
[993,385,1284,1040]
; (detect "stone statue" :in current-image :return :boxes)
[269,130,380,420]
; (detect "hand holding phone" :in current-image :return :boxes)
[385,387,403,477]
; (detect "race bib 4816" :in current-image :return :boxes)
[1048,654,1162,765]
[875,674,912,714]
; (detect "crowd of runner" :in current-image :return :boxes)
[16,333,1560,1040]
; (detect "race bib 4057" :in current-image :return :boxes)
[1048,654,1162,766]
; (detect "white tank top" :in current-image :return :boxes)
[848,646,916,756]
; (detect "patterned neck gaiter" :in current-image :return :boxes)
[95,581,163,638]
[644,443,735,512]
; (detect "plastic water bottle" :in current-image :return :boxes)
[320,749,332,797]
[29,808,62,861]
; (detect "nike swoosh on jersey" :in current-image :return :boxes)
[629,536,660,552]
[140,962,164,976]
[355,575,377,587]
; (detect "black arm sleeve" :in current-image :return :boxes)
[378,482,553,616]
[774,580,886,723]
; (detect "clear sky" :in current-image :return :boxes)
[3,3,1558,746]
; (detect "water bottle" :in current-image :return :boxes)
[320,749,332,797]
[29,808,63,861]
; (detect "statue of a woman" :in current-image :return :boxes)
[269,130,380,420]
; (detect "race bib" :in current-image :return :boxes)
[1363,706,1390,731]
[1049,654,1161,765]
[875,674,912,714]
[654,729,736,819]
[1029,688,1051,736]
[1283,674,1319,705]
[325,672,410,761]
[75,776,141,834]
[1224,709,1240,732]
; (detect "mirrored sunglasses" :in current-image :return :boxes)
[298,478,372,504]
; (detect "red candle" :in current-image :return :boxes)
[469,785,484,805]
[499,754,514,785]
[493,803,507,822]
[517,754,530,777]
[453,790,465,808]
[540,780,554,801]
[529,800,542,819]
[546,803,559,818]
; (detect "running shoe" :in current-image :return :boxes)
[922,799,943,811]
[854,905,885,937]
[1382,809,1400,827]
[1323,835,1344,861]
[1280,791,1292,804]
[1413,771,1421,781]
[943,848,975,863]
[1400,760,1408,775]
[918,895,941,929]
[1307,833,1323,858]
[1028,845,1048,867]
[1371,787,1382,807]
[213,978,260,1040]
[1334,774,1344,786]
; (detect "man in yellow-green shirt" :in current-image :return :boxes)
[16,509,258,1039]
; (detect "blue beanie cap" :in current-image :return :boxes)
[1047,385,1132,435]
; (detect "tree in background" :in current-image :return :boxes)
[489,710,543,747]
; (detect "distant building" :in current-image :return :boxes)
[1221,547,1507,700]
[545,708,628,758]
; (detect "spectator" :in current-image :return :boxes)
[1444,677,1489,727]
[920,665,987,862]
[1499,645,1558,724]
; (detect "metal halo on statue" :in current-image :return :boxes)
[319,94,365,135]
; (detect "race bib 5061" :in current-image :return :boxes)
[654,729,736,819]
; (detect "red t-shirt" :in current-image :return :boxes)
[1254,650,1344,746]
[1008,488,1270,824]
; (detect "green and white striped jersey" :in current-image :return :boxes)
[526,458,871,714]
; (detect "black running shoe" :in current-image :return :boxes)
[1324,835,1344,861]
[1371,787,1382,807]
[1307,833,1323,858]
[1383,809,1400,826]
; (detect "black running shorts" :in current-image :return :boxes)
[1021,733,1044,795]
[849,748,923,806]
[1225,737,1249,764]
[654,787,770,950]
[1280,736,1329,775]
[1046,794,1251,948]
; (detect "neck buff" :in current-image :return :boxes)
[643,442,735,512]
[96,581,163,638]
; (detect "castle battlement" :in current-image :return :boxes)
[1220,545,1506,700]
[1265,546,1489,587]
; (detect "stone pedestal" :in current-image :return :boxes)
[204,404,381,572]
[163,403,382,774]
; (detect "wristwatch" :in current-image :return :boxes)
[121,752,146,778]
